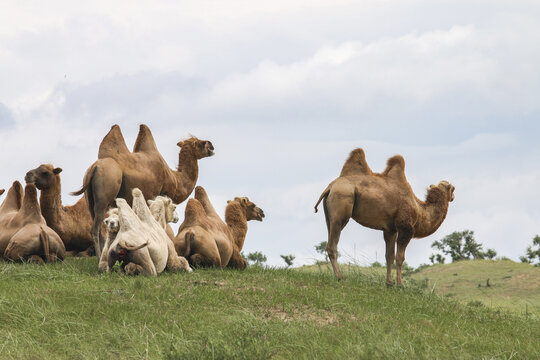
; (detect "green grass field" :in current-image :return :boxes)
[0,258,538,359]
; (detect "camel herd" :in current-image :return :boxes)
[0,124,454,285]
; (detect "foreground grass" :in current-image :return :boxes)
[0,258,538,359]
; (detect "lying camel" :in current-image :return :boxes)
[72,124,214,258]
[0,182,65,263]
[175,186,265,269]
[315,148,455,285]
[99,196,180,273]
[25,164,94,256]
[103,188,191,276]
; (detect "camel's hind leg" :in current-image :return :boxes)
[395,225,413,286]
[324,184,354,281]
[89,160,122,259]
[383,230,397,286]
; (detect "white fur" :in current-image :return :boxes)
[101,189,191,275]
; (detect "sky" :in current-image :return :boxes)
[1,0,539,268]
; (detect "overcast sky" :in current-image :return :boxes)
[1,1,539,268]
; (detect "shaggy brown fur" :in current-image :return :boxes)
[25,164,94,256]
[72,124,214,258]
[315,148,455,285]
[175,186,264,269]
[0,183,65,262]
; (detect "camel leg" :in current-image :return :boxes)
[165,238,192,272]
[325,187,354,281]
[395,226,413,286]
[190,251,221,268]
[90,160,123,259]
[98,238,112,273]
[383,230,397,286]
[27,255,45,264]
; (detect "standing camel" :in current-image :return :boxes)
[72,124,214,258]
[25,164,94,256]
[314,148,455,285]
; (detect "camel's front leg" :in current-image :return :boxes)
[395,225,413,286]
[383,230,397,286]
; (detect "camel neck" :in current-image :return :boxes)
[225,203,248,251]
[39,178,64,224]
[167,146,199,204]
[413,191,450,238]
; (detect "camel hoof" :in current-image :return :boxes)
[386,281,394,287]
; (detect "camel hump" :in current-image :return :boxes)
[133,124,158,153]
[0,181,23,213]
[19,184,44,223]
[340,148,373,177]
[184,199,206,226]
[383,155,406,181]
[98,124,130,159]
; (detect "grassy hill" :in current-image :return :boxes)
[409,259,540,317]
[0,258,538,359]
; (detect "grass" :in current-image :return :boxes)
[0,258,538,359]
[409,259,540,317]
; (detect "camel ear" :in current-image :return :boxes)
[241,198,247,205]
[429,184,435,189]
[0,189,4,196]
[53,167,63,175]
[177,141,184,148]
[227,200,231,204]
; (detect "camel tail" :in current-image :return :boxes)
[71,163,97,196]
[314,186,331,213]
[118,239,149,251]
[183,231,195,258]
[39,227,52,263]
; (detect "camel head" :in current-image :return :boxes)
[428,180,455,203]
[103,208,120,234]
[228,197,265,222]
[177,136,215,159]
[25,164,62,190]
[149,196,179,224]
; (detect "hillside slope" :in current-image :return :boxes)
[410,259,540,317]
[0,258,538,359]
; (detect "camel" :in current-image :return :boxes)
[72,124,214,258]
[98,208,119,273]
[25,164,94,256]
[102,188,191,276]
[175,186,265,269]
[314,148,455,285]
[0,182,65,263]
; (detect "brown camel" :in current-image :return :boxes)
[25,164,94,256]
[175,186,264,269]
[0,182,65,263]
[72,124,214,258]
[314,148,455,285]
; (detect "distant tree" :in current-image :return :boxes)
[246,251,267,266]
[519,235,540,266]
[370,261,383,268]
[429,253,446,264]
[430,230,497,263]
[280,254,295,268]
[315,241,339,262]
